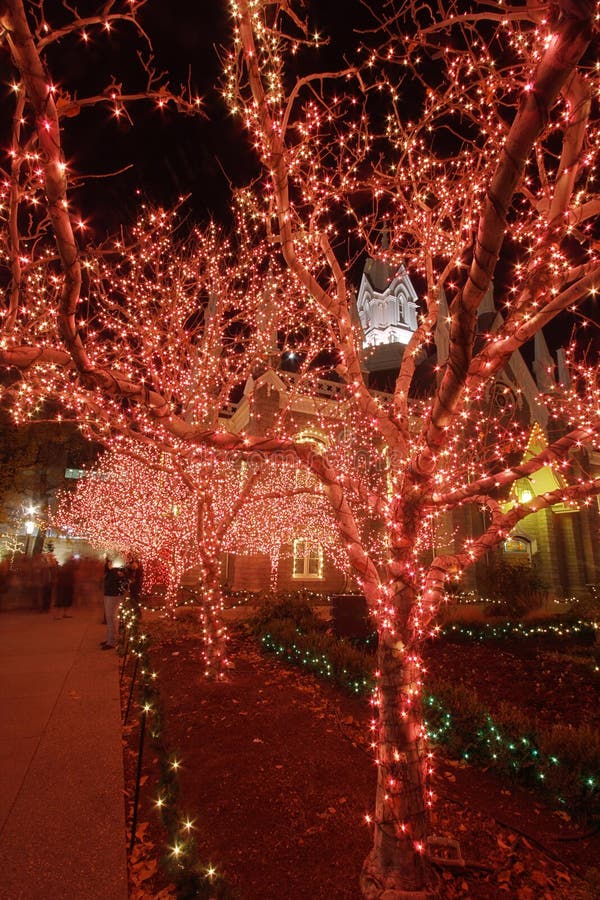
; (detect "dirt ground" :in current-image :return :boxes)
[427,637,600,731]
[122,625,600,899]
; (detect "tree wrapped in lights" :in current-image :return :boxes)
[54,441,354,673]
[223,456,359,587]
[224,1,600,894]
[54,440,257,677]
[0,0,204,343]
[2,0,600,895]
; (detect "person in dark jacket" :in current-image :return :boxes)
[102,558,126,649]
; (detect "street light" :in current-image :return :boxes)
[24,519,36,556]
[24,505,37,556]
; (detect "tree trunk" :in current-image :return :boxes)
[199,561,229,680]
[361,592,429,898]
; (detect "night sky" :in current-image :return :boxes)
[26,0,369,235]
[1,1,596,352]
[23,0,360,234]
[51,1,251,230]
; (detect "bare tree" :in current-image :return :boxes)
[226,1,600,894]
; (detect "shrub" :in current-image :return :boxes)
[425,682,488,761]
[538,724,600,822]
[250,591,323,635]
[253,607,600,822]
[478,562,547,617]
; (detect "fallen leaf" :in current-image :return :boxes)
[131,858,157,885]
[554,810,572,822]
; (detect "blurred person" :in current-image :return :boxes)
[124,552,143,611]
[53,555,76,618]
[102,558,126,649]
[40,554,58,613]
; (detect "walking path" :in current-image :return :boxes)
[0,607,128,900]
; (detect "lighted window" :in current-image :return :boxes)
[294,430,327,451]
[292,539,323,580]
[294,431,327,490]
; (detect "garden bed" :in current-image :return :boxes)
[122,619,600,899]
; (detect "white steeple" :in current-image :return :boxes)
[355,258,418,354]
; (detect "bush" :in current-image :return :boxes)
[538,723,600,822]
[478,562,547,617]
[253,605,600,822]
[259,618,372,694]
[425,683,488,761]
[568,585,600,624]
[250,591,323,635]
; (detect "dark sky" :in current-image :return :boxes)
[33,0,363,235]
[26,0,359,234]
[1,1,596,353]
[56,1,249,231]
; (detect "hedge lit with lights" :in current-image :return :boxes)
[256,610,599,823]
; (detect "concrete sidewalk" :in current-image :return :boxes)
[0,607,128,900]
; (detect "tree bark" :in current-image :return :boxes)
[361,582,429,898]
[198,560,229,680]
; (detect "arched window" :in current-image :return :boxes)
[294,431,328,489]
[295,430,328,451]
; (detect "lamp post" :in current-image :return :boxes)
[24,519,36,556]
[24,505,37,556]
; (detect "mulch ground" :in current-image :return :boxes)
[427,638,600,731]
[122,624,600,899]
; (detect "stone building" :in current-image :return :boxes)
[222,258,600,601]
